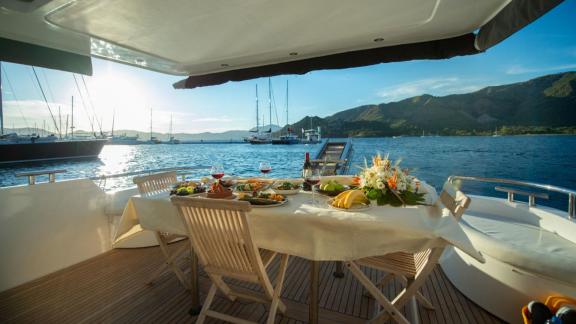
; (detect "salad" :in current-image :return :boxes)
[274,181,301,190]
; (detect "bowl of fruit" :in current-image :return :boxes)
[170,181,206,196]
[272,181,302,195]
[206,181,234,199]
[317,180,349,197]
[328,190,371,211]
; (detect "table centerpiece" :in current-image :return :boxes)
[359,153,425,206]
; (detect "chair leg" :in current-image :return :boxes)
[266,254,290,324]
[152,232,190,289]
[345,261,409,324]
[364,272,395,297]
[397,276,435,310]
[196,283,217,324]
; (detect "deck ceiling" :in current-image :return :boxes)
[43,0,510,76]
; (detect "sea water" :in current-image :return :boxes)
[1,136,575,211]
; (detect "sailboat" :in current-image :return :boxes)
[165,114,180,144]
[246,82,272,144]
[492,127,501,137]
[0,63,107,164]
[272,80,299,145]
[107,109,141,145]
[144,108,161,144]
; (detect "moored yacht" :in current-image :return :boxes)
[0,1,573,323]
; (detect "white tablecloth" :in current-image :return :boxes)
[114,180,483,262]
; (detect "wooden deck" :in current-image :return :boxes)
[0,241,503,323]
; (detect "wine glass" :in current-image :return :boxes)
[259,162,272,178]
[303,167,321,206]
[210,164,225,182]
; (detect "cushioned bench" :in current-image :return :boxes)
[462,210,576,286]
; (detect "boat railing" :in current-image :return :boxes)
[13,166,211,188]
[448,175,575,220]
[15,169,67,185]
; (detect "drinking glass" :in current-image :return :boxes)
[303,167,321,206]
[259,162,272,177]
[210,164,225,182]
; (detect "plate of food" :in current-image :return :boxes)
[316,180,350,197]
[170,181,206,196]
[327,190,371,212]
[238,192,287,208]
[234,180,270,193]
[205,182,235,199]
[272,181,302,195]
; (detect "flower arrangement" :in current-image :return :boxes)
[358,153,425,206]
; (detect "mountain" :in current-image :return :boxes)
[284,72,576,137]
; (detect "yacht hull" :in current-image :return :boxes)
[0,139,107,164]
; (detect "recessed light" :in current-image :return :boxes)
[373,38,384,42]
[221,63,229,67]
[289,52,298,56]
[135,58,145,64]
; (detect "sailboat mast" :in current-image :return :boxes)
[169,114,173,138]
[0,62,3,135]
[111,108,116,137]
[70,96,74,138]
[268,78,272,130]
[150,108,153,141]
[255,84,259,132]
[286,80,289,127]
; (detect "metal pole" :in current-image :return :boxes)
[569,193,575,220]
[71,96,74,138]
[255,84,259,132]
[0,62,3,135]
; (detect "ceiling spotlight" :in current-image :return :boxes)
[373,38,384,42]
[289,52,298,56]
[221,63,229,67]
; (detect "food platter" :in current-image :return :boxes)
[272,181,302,195]
[241,197,288,208]
[238,192,287,208]
[327,198,372,212]
[316,186,349,197]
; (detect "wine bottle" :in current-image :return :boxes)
[302,152,312,191]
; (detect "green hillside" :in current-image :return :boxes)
[284,72,576,137]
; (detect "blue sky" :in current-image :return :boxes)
[1,1,575,134]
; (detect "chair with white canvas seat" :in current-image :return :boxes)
[133,171,190,289]
[171,196,290,324]
[345,184,471,324]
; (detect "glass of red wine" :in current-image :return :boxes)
[210,164,225,183]
[259,162,272,178]
[303,167,321,206]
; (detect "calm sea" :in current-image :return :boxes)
[1,136,575,211]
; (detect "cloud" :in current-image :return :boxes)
[376,77,481,102]
[506,64,576,75]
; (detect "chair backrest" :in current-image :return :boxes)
[439,182,471,220]
[133,171,178,197]
[171,196,268,282]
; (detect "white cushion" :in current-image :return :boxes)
[462,211,576,286]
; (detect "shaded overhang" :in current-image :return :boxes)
[0,0,564,82]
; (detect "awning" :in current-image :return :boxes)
[0,37,92,75]
[175,0,564,89]
[174,34,479,89]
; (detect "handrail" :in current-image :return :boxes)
[88,165,210,181]
[15,169,67,185]
[448,175,576,220]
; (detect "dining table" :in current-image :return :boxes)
[114,176,484,324]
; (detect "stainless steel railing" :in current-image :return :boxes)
[13,166,210,187]
[448,175,576,220]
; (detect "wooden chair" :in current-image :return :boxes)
[345,184,471,324]
[133,171,190,289]
[171,196,290,324]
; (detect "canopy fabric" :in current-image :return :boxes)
[0,37,92,76]
[475,0,564,51]
[174,34,479,89]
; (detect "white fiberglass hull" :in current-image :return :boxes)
[440,195,576,324]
